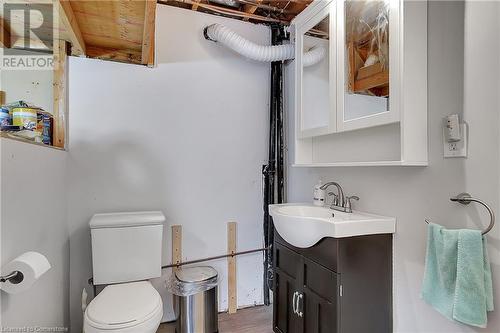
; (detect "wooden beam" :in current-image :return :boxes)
[354,70,389,92]
[192,0,202,11]
[0,91,5,105]
[57,0,86,56]
[162,0,286,24]
[172,225,182,274]
[142,0,156,66]
[227,222,237,314]
[356,63,384,80]
[86,46,142,64]
[243,0,262,22]
[0,18,10,48]
[53,40,68,149]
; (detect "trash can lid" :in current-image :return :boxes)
[175,266,218,283]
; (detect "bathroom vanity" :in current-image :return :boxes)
[273,232,392,333]
[270,203,395,333]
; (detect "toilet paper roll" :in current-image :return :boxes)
[0,251,51,294]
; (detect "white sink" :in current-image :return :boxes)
[269,203,396,248]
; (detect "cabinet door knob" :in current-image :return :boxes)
[297,293,304,317]
[292,291,299,314]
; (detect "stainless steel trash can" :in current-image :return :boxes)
[173,266,218,333]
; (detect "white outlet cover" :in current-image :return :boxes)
[444,123,468,158]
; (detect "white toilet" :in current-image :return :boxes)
[84,211,165,333]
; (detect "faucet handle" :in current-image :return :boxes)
[328,192,339,206]
[345,195,359,212]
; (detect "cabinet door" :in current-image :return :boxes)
[273,242,302,333]
[336,0,401,132]
[296,258,339,333]
[295,0,336,138]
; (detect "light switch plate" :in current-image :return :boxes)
[444,123,468,158]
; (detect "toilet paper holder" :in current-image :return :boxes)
[0,271,24,284]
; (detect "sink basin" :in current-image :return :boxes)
[269,203,396,248]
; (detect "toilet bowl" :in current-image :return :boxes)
[84,281,163,333]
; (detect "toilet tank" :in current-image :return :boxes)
[90,211,165,285]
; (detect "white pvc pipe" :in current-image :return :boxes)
[204,23,326,67]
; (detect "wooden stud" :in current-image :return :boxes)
[172,225,182,274]
[356,63,384,80]
[0,91,5,105]
[142,0,156,66]
[354,70,389,92]
[0,18,10,48]
[53,39,68,149]
[243,0,262,22]
[147,33,155,66]
[57,0,86,56]
[227,222,237,314]
[368,85,389,97]
[348,41,356,92]
[192,0,202,11]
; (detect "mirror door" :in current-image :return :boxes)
[296,1,336,138]
[336,0,400,132]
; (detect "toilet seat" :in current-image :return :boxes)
[84,281,162,333]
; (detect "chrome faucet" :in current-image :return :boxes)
[320,182,359,213]
[320,182,345,208]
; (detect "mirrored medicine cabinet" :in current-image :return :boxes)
[292,0,428,166]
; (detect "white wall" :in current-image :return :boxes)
[67,5,270,331]
[286,1,500,332]
[0,139,68,329]
[0,49,53,112]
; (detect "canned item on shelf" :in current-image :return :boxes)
[11,107,38,130]
[0,107,11,126]
[36,111,53,145]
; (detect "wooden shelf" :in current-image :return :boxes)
[1,132,65,151]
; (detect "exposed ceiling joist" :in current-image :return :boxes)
[243,0,262,22]
[192,0,201,11]
[86,45,142,65]
[142,0,156,66]
[158,0,311,25]
[58,0,86,56]
[159,0,288,23]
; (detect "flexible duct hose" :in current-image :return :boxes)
[302,45,327,67]
[204,23,326,67]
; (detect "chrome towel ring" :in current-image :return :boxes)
[425,193,495,235]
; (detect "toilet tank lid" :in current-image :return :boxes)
[90,211,165,229]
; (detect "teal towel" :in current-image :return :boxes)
[421,223,494,328]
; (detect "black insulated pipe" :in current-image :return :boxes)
[263,24,287,306]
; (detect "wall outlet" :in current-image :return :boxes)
[444,123,468,158]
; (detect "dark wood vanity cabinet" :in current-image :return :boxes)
[273,231,392,333]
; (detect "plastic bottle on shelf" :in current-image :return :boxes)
[313,180,326,207]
